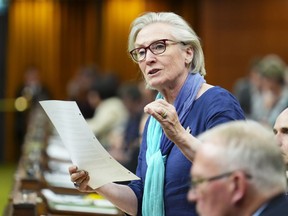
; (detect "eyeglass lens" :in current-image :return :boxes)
[131,40,167,62]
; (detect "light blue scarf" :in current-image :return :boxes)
[142,73,205,216]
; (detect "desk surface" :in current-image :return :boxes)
[3,109,125,216]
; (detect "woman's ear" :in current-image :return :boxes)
[185,47,194,65]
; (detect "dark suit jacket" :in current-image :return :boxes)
[260,193,288,216]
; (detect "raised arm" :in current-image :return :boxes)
[144,99,200,161]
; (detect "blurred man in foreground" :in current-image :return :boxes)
[188,120,288,216]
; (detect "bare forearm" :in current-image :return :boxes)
[172,128,200,162]
[143,99,200,161]
[95,183,138,215]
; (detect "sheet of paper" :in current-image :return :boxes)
[40,100,140,189]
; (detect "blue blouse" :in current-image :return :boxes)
[128,86,245,216]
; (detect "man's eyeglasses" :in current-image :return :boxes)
[190,171,252,191]
[129,39,183,62]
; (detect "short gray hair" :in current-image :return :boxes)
[198,120,287,195]
[128,12,206,76]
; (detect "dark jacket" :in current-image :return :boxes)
[260,194,288,216]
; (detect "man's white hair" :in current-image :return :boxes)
[198,120,287,195]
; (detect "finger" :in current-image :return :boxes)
[144,103,165,116]
[144,104,167,123]
[160,109,168,119]
[71,170,88,182]
[74,176,90,191]
[145,99,172,113]
[145,99,168,109]
[155,98,169,106]
[68,165,78,175]
[144,106,162,119]
[78,175,90,191]
[73,176,85,187]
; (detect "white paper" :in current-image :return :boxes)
[44,171,75,189]
[40,100,140,189]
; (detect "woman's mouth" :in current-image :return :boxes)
[148,69,160,75]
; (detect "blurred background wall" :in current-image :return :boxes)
[1,0,288,162]
[0,0,8,162]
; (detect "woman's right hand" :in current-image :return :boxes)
[69,165,94,192]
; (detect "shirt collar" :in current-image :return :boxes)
[252,203,268,216]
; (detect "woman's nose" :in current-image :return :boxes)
[145,49,156,62]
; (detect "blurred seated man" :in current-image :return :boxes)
[188,120,288,216]
[273,107,288,174]
[251,54,288,126]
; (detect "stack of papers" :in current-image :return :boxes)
[41,189,120,215]
[43,171,75,189]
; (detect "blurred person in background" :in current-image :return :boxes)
[250,54,288,126]
[188,120,288,216]
[233,57,263,118]
[69,12,244,216]
[86,73,128,150]
[66,66,100,119]
[14,66,51,159]
[108,82,146,173]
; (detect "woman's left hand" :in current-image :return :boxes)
[144,99,199,161]
[144,99,187,143]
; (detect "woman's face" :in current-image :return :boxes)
[134,23,193,91]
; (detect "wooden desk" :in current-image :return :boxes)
[4,106,126,216]
[4,158,125,216]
